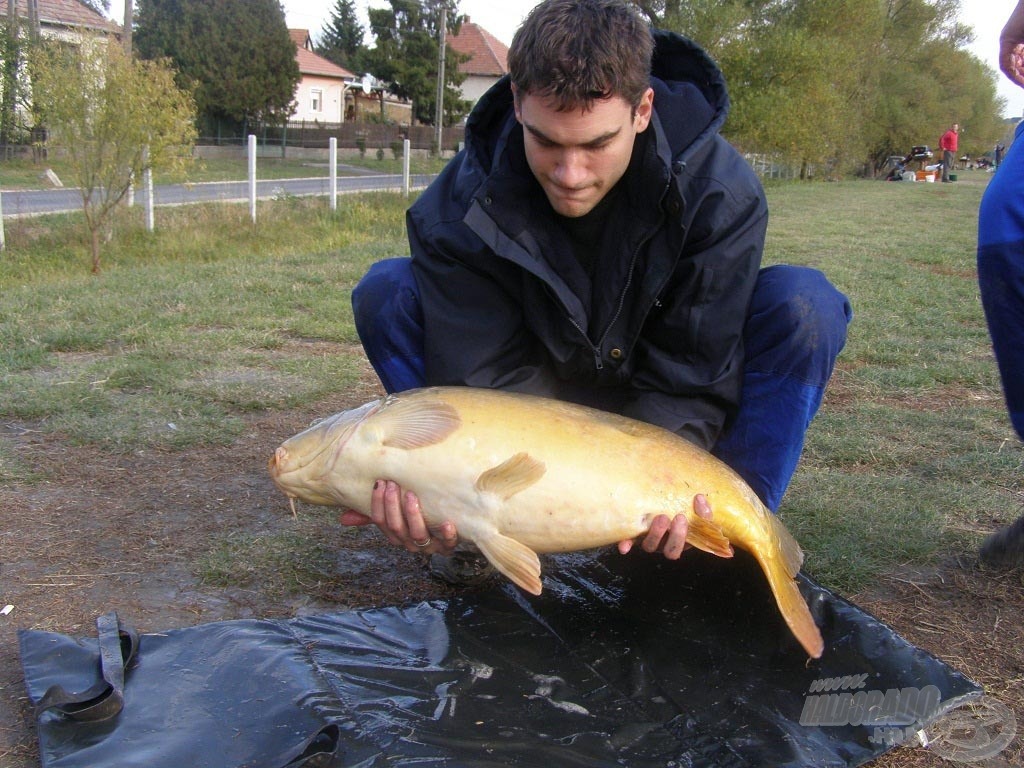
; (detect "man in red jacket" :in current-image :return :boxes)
[939,123,959,182]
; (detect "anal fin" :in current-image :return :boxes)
[475,531,543,595]
[686,515,734,559]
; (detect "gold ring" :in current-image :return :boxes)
[413,536,432,548]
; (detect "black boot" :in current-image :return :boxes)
[979,515,1024,567]
[429,550,496,586]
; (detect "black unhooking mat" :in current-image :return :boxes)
[19,550,981,768]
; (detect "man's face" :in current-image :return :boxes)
[513,87,654,218]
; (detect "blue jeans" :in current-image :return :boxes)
[352,259,852,511]
[978,120,1024,441]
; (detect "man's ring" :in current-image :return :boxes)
[414,536,432,548]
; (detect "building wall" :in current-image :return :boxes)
[292,74,348,124]
[458,75,499,106]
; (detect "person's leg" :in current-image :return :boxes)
[978,130,1024,443]
[977,124,1024,566]
[352,258,496,582]
[712,265,852,511]
[351,257,426,393]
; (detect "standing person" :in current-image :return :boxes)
[978,0,1024,567]
[939,123,959,182]
[345,0,852,577]
[995,142,1005,169]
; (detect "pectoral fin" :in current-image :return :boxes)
[475,531,543,595]
[475,453,546,500]
[375,395,461,449]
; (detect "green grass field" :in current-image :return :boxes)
[1,170,1019,593]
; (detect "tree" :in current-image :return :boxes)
[363,0,470,126]
[134,0,299,135]
[317,0,365,72]
[30,39,196,273]
[641,0,1005,178]
[1,11,30,154]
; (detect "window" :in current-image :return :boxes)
[311,89,323,113]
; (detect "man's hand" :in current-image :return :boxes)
[616,493,712,560]
[338,480,458,555]
[1001,1,1024,88]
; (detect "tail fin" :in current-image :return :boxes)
[758,515,824,659]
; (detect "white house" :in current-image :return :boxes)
[448,18,508,107]
[289,28,359,124]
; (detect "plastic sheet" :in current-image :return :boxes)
[19,550,980,767]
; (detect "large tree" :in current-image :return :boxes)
[641,0,1005,177]
[134,0,299,134]
[363,0,470,126]
[317,0,365,73]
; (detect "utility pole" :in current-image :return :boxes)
[434,5,446,155]
[26,0,39,40]
[123,0,133,55]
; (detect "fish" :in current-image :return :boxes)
[268,386,824,658]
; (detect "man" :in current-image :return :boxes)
[345,0,852,573]
[978,0,1024,567]
[939,123,959,182]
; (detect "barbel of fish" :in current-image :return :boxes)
[268,386,824,658]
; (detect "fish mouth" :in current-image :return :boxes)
[267,445,339,510]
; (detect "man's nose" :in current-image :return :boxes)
[552,149,587,187]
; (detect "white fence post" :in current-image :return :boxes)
[248,134,257,223]
[403,138,411,197]
[330,137,338,211]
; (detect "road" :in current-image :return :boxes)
[0,173,437,217]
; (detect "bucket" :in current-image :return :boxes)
[949,174,957,182]
[915,170,936,183]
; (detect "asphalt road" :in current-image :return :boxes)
[0,173,437,217]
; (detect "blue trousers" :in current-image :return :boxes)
[979,121,1024,442]
[352,259,852,511]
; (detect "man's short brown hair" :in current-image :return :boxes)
[508,0,654,112]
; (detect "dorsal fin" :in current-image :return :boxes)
[374,394,461,449]
[475,453,546,500]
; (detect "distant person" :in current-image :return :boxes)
[978,0,1024,567]
[995,142,1005,169]
[939,123,959,182]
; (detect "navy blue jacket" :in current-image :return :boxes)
[407,29,768,449]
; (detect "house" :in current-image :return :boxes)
[0,0,120,42]
[448,17,508,106]
[289,28,358,124]
[288,28,412,125]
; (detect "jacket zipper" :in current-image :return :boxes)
[569,224,659,373]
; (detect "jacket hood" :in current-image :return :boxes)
[462,28,730,176]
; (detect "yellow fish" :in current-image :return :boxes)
[269,386,824,658]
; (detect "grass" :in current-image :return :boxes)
[1,169,1020,594]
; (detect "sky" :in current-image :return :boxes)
[109,0,1024,119]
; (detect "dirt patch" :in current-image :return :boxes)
[1,379,1022,766]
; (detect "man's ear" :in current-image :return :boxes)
[634,87,654,132]
[511,84,523,123]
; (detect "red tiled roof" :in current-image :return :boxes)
[289,27,355,79]
[0,0,120,33]
[449,20,508,77]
